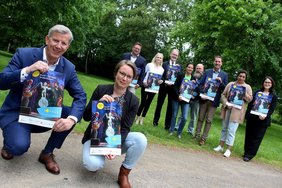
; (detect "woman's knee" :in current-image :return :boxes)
[82,155,105,172]
[132,132,148,149]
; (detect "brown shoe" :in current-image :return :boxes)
[38,152,60,175]
[199,139,205,146]
[118,165,132,188]
[1,147,13,160]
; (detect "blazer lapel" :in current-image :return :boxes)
[54,58,65,73]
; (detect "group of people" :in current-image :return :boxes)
[123,42,277,160]
[0,24,278,188]
[0,24,147,188]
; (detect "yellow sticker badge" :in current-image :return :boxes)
[233,85,237,88]
[97,102,104,110]
[32,70,40,77]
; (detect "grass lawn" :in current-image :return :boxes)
[1,51,282,169]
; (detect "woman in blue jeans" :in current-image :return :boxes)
[82,60,147,188]
[169,63,195,138]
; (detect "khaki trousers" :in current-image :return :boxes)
[195,100,217,141]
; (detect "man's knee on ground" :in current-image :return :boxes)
[8,141,30,156]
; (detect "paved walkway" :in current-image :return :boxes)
[0,132,281,188]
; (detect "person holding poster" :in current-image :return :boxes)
[243,76,277,162]
[121,42,146,94]
[169,63,195,138]
[82,60,147,188]
[135,53,164,125]
[153,49,182,129]
[213,70,252,157]
[0,24,87,175]
[194,55,228,146]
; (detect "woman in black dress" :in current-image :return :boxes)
[243,76,277,162]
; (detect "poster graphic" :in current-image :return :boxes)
[226,84,246,109]
[145,72,162,93]
[250,92,273,117]
[179,78,196,103]
[18,70,65,128]
[90,101,122,155]
[165,65,181,85]
[200,77,220,101]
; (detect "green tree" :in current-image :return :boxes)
[171,0,282,120]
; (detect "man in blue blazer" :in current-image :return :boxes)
[194,55,228,145]
[0,24,87,175]
[122,42,146,93]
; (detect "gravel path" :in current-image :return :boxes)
[0,132,281,188]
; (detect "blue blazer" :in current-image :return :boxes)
[198,68,228,107]
[122,52,146,86]
[0,47,87,128]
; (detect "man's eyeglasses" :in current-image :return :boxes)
[118,71,133,80]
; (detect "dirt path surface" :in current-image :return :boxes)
[0,132,281,188]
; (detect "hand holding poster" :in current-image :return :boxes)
[226,84,246,109]
[165,65,181,85]
[200,78,220,101]
[19,70,65,128]
[179,79,196,103]
[90,101,122,155]
[129,67,142,87]
[145,72,162,93]
[250,92,273,118]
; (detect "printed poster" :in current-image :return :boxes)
[250,92,273,117]
[145,72,162,93]
[18,70,65,128]
[179,78,196,103]
[165,65,181,85]
[200,77,220,101]
[226,84,246,109]
[129,67,142,87]
[90,101,122,155]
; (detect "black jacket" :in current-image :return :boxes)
[82,84,139,144]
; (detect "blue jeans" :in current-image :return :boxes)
[82,132,147,171]
[169,100,190,136]
[220,109,239,146]
[187,100,200,134]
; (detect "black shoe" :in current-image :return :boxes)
[243,157,250,162]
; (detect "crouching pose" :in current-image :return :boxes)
[82,60,147,188]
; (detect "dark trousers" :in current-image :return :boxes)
[137,86,156,117]
[2,106,74,155]
[153,84,174,128]
[244,119,268,159]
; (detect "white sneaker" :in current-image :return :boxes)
[223,149,231,158]
[135,116,140,124]
[213,145,224,152]
[169,132,173,136]
[178,135,181,139]
[140,117,144,125]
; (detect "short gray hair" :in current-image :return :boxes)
[48,24,73,44]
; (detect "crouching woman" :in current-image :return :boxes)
[82,60,147,188]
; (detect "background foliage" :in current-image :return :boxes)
[0,0,281,120]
